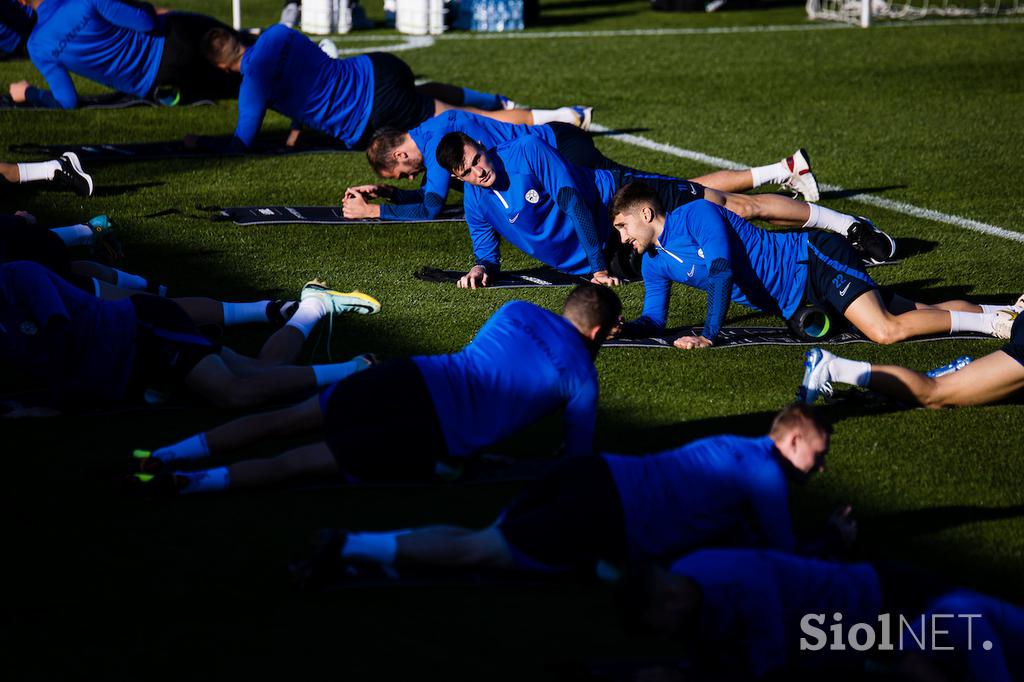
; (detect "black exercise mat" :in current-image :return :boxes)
[0,92,213,111]
[10,138,354,161]
[607,326,992,348]
[415,266,634,288]
[218,205,466,226]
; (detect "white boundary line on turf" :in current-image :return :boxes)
[589,124,1024,245]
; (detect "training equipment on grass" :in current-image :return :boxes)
[10,139,354,162]
[215,205,465,225]
[607,327,991,349]
[807,0,1022,27]
[414,266,631,288]
[0,92,214,111]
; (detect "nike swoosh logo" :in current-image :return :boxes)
[686,265,695,278]
[839,282,851,296]
[509,213,520,224]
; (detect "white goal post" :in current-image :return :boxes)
[807,0,1023,26]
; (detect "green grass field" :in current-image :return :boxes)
[2,1,1023,678]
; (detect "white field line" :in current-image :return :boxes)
[589,124,1024,244]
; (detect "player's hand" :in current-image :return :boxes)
[672,335,712,350]
[606,315,626,340]
[285,128,302,147]
[341,191,379,219]
[457,265,489,289]
[183,134,200,149]
[346,184,391,200]
[828,504,858,549]
[590,270,621,287]
[14,210,36,224]
[9,80,29,103]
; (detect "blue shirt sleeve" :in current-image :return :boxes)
[24,85,63,108]
[95,0,158,32]
[380,191,446,221]
[561,375,597,457]
[29,54,78,109]
[465,192,501,272]
[688,202,734,340]
[624,255,671,335]
[233,75,269,148]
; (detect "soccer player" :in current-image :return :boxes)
[0,260,379,414]
[8,0,241,109]
[608,181,1010,348]
[0,152,93,196]
[798,303,1023,408]
[341,110,820,221]
[199,24,589,152]
[290,405,835,582]
[129,284,619,495]
[433,133,894,288]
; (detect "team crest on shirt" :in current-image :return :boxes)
[20,321,38,336]
[525,189,540,204]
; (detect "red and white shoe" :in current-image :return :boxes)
[782,148,819,202]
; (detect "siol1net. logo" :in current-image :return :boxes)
[800,612,993,652]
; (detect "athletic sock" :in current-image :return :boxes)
[749,160,790,188]
[222,300,273,326]
[980,304,1010,315]
[803,204,856,236]
[949,311,996,334]
[49,224,94,247]
[153,433,210,463]
[178,466,230,495]
[828,357,872,387]
[460,87,503,111]
[114,269,149,290]
[530,107,578,125]
[312,356,369,387]
[340,532,400,564]
[285,298,327,338]
[17,160,61,183]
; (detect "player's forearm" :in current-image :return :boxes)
[380,192,444,221]
[702,259,733,340]
[556,187,607,274]
[25,86,65,109]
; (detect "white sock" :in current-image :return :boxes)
[949,311,995,334]
[223,300,272,326]
[114,269,149,290]
[179,466,230,495]
[749,160,790,187]
[17,160,61,183]
[50,224,94,247]
[341,532,400,564]
[286,298,327,338]
[980,304,1010,315]
[828,357,872,387]
[153,433,211,463]
[803,204,856,236]
[530,107,578,125]
[312,356,369,387]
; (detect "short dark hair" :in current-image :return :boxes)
[562,283,622,334]
[770,403,832,438]
[435,132,478,175]
[366,127,410,175]
[608,181,664,222]
[203,27,243,66]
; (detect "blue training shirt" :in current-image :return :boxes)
[382,111,557,222]
[233,24,374,148]
[464,136,618,276]
[628,200,810,339]
[25,0,164,109]
[920,590,1024,682]
[603,435,796,560]
[412,300,598,457]
[0,261,137,406]
[671,549,882,679]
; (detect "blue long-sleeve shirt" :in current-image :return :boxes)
[604,435,796,561]
[0,0,33,55]
[627,200,810,339]
[25,0,163,109]
[412,300,598,457]
[382,111,558,221]
[463,136,618,276]
[670,549,882,679]
[920,590,1024,682]
[233,24,373,148]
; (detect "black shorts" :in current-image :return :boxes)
[126,294,220,399]
[0,226,70,274]
[549,123,618,170]
[320,358,448,481]
[606,166,706,213]
[153,12,242,102]
[498,456,627,571]
[359,52,435,147]
[1003,314,1024,367]
[803,231,878,316]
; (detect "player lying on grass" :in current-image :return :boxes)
[196,25,589,152]
[620,549,1024,682]
[0,260,379,414]
[8,0,242,108]
[799,303,1023,408]
[0,152,92,196]
[128,284,619,495]
[289,405,847,583]
[342,110,821,221]
[433,133,895,288]
[608,181,1014,348]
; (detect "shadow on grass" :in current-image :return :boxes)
[590,127,653,136]
[881,278,1019,305]
[862,504,1024,539]
[820,185,907,201]
[892,237,938,259]
[93,181,164,197]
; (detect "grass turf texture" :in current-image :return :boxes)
[2,1,1024,677]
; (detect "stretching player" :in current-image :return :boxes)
[128,285,619,495]
[198,25,588,152]
[342,110,820,221]
[433,133,895,288]
[0,152,92,195]
[290,405,841,583]
[0,260,379,414]
[799,304,1023,407]
[8,0,242,108]
[608,182,1012,348]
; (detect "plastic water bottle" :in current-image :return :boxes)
[925,355,973,378]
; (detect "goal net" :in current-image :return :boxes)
[807,0,1023,26]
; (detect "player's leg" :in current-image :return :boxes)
[431,97,587,128]
[162,441,339,495]
[414,81,513,111]
[0,161,19,183]
[844,290,967,344]
[692,149,819,201]
[3,153,92,195]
